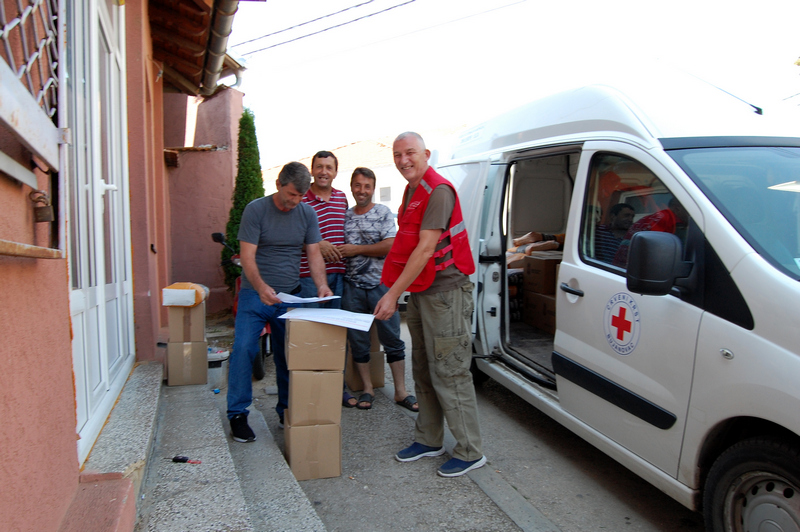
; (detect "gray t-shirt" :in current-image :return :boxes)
[237,195,321,293]
[343,203,397,289]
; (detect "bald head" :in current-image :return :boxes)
[393,131,430,186]
[395,131,426,149]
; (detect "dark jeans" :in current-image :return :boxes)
[227,288,290,419]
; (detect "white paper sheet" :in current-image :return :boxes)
[277,292,342,304]
[277,307,374,332]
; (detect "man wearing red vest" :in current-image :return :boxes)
[375,131,485,477]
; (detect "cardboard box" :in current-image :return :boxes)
[288,371,343,426]
[166,341,208,385]
[286,319,347,371]
[523,291,556,334]
[344,324,385,391]
[168,301,206,343]
[522,289,543,327]
[285,424,342,481]
[539,293,557,335]
[522,252,562,294]
[345,350,386,392]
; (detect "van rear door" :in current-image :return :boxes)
[555,141,702,477]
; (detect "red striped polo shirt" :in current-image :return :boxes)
[299,187,348,276]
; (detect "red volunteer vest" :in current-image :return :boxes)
[381,167,475,292]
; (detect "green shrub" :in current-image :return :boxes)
[223,108,264,292]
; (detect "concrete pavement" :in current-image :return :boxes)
[135,358,324,531]
[131,309,566,532]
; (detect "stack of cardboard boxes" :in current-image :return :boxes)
[163,283,209,386]
[284,319,347,481]
[521,251,562,335]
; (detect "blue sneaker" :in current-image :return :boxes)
[437,456,487,477]
[395,442,445,462]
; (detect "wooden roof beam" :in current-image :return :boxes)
[153,49,203,78]
[150,25,206,56]
[148,5,208,37]
[161,63,201,95]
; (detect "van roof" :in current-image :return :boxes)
[448,74,799,160]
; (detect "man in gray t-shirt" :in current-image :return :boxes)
[227,162,332,443]
[338,168,416,412]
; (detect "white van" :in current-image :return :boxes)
[436,75,800,531]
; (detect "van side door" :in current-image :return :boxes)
[555,142,702,477]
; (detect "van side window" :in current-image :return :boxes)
[580,153,691,269]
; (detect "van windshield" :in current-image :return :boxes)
[668,146,800,280]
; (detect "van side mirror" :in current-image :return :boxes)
[626,232,692,296]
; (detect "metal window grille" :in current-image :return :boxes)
[0,0,59,119]
[0,0,61,258]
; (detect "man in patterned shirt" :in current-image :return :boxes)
[298,150,348,309]
[338,167,417,412]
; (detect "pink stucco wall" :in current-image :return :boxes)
[1,1,241,529]
[167,89,243,314]
[127,1,171,362]
[0,137,79,530]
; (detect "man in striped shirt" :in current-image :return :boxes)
[298,150,348,307]
[299,150,358,408]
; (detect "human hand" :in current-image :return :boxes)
[317,284,333,299]
[336,244,359,258]
[319,240,343,263]
[373,292,398,321]
[257,284,281,306]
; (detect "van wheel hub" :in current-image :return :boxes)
[728,472,800,532]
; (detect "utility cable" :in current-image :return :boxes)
[232,0,379,48]
[240,0,417,56]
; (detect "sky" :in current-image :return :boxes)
[226,0,800,170]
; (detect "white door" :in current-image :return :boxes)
[555,143,702,476]
[66,0,135,464]
[439,160,498,346]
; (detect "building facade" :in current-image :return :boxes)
[0,1,243,529]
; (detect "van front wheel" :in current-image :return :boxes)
[704,437,800,532]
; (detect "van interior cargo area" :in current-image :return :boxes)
[506,322,556,376]
[502,152,576,383]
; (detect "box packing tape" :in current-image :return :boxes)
[181,342,193,383]
[306,380,322,421]
[183,309,193,343]
[305,430,321,479]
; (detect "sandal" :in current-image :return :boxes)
[396,395,419,412]
[342,391,357,408]
[356,393,374,410]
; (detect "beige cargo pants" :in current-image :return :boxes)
[407,281,483,461]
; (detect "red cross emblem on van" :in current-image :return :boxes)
[603,293,641,355]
